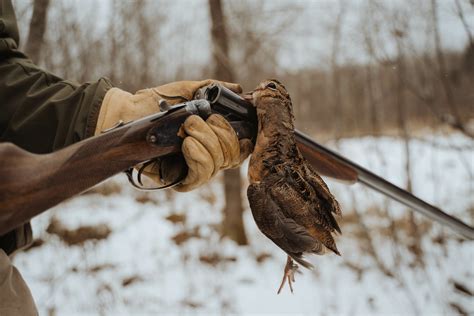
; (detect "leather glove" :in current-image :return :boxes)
[142,114,253,192]
[95,80,253,192]
[94,79,243,132]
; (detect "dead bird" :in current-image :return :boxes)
[245,79,342,294]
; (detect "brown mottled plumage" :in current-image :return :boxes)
[246,80,342,294]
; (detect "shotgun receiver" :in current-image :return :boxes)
[0,84,473,239]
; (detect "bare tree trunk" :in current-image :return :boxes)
[133,1,153,87]
[394,33,412,194]
[25,0,50,63]
[108,1,119,85]
[330,0,346,141]
[394,29,423,264]
[208,0,247,245]
[431,0,473,138]
[365,64,379,135]
[454,0,473,46]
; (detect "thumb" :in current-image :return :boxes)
[200,79,242,94]
[218,81,243,94]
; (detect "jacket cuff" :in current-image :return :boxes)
[84,78,115,138]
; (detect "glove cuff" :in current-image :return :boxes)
[94,88,159,135]
[95,88,133,135]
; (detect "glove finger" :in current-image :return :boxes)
[200,79,242,94]
[151,81,199,105]
[175,137,214,192]
[217,81,242,94]
[238,138,254,164]
[137,154,188,187]
[206,114,240,169]
[152,80,242,106]
[182,115,224,175]
[139,161,161,185]
[160,155,187,185]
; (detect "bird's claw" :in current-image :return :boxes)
[277,256,299,294]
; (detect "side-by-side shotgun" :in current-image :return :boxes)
[0,84,473,239]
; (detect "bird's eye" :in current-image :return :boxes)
[266,82,277,90]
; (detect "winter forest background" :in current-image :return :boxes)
[9,0,474,315]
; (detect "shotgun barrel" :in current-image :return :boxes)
[0,100,217,235]
[295,131,474,240]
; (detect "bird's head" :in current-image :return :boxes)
[244,79,294,129]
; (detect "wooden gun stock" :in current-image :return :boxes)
[0,103,204,236]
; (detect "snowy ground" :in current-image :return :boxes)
[12,132,473,315]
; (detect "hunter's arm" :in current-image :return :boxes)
[0,1,248,254]
[0,0,112,254]
[0,0,113,154]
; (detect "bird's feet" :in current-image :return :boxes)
[277,256,299,294]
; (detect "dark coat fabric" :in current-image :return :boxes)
[0,0,113,254]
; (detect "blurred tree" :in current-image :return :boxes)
[208,0,247,245]
[392,14,424,263]
[431,0,473,138]
[108,0,119,85]
[465,42,474,74]
[454,0,474,74]
[25,0,50,63]
[329,0,346,141]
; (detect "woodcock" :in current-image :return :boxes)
[245,79,342,294]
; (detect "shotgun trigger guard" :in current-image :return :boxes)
[125,160,184,191]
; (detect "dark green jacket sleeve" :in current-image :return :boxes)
[0,0,113,153]
[0,0,113,254]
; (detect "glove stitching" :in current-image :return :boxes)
[150,88,189,102]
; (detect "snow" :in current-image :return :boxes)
[12,132,474,315]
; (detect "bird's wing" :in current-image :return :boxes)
[284,164,342,234]
[247,183,315,268]
[304,163,342,216]
[268,180,340,255]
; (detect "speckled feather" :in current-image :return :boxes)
[247,79,342,270]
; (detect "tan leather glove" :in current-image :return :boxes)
[142,114,253,192]
[95,80,253,192]
[94,79,243,133]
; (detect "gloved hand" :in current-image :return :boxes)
[95,79,253,192]
[94,79,243,132]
